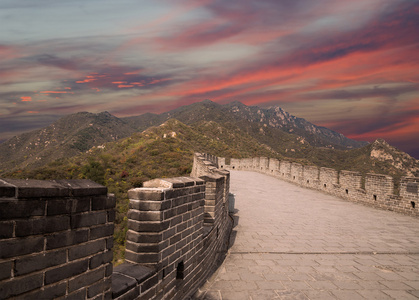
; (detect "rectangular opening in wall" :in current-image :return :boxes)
[307,180,310,184]
[373,194,377,201]
[221,165,223,168]
[293,176,296,180]
[324,184,327,188]
[345,189,349,194]
[176,261,184,280]
[411,201,416,209]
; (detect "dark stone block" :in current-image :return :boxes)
[114,262,155,283]
[68,266,104,292]
[92,195,108,210]
[15,215,70,237]
[0,272,43,299]
[54,179,107,196]
[71,211,107,229]
[71,197,91,213]
[107,209,116,222]
[106,237,114,250]
[89,252,105,270]
[46,229,89,250]
[0,199,45,220]
[90,223,114,240]
[105,194,116,209]
[88,279,105,298]
[105,263,113,277]
[63,288,87,300]
[0,260,12,280]
[0,221,13,238]
[139,272,159,292]
[0,236,44,259]
[47,198,73,215]
[45,259,88,284]
[19,281,66,300]
[111,273,137,298]
[127,219,170,232]
[68,239,105,261]
[128,189,165,201]
[0,179,16,198]
[15,249,66,276]
[2,178,70,198]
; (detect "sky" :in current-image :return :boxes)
[1,0,418,158]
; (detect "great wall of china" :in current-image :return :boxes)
[215,156,419,217]
[1,153,418,299]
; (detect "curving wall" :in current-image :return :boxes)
[112,153,233,299]
[219,157,419,217]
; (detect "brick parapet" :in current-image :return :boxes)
[118,153,232,299]
[220,157,419,217]
[0,178,115,299]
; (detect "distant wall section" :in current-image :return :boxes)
[220,157,419,217]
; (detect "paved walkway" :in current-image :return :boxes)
[197,171,419,300]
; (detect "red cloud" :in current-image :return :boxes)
[21,96,32,102]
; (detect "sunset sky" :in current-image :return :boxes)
[1,0,418,158]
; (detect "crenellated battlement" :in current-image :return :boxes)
[220,157,419,217]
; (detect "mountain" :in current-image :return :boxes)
[123,100,368,150]
[0,111,136,172]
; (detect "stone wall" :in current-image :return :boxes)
[221,157,419,217]
[0,179,115,299]
[113,153,232,299]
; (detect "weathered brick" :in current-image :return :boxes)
[127,210,163,221]
[71,197,91,213]
[125,251,159,264]
[90,223,114,240]
[0,260,12,280]
[45,259,88,284]
[0,199,45,219]
[68,266,104,292]
[46,198,73,215]
[128,188,165,201]
[0,221,13,238]
[0,272,43,299]
[89,250,113,269]
[46,229,88,250]
[15,215,70,237]
[92,195,108,210]
[126,230,162,243]
[127,219,170,232]
[105,263,113,277]
[19,281,66,300]
[107,209,116,222]
[0,236,44,259]
[71,211,107,228]
[15,249,66,276]
[88,279,105,298]
[111,273,138,299]
[64,288,87,300]
[68,239,105,261]
[106,237,114,250]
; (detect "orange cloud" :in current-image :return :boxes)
[118,85,134,88]
[21,96,32,102]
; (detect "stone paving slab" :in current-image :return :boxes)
[196,171,419,300]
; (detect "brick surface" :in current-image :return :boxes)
[46,229,89,250]
[15,249,66,276]
[45,258,88,284]
[0,236,44,259]
[0,273,43,299]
